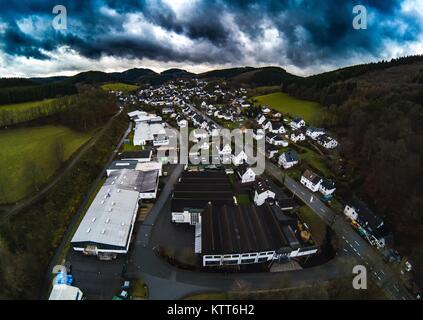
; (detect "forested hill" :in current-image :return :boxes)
[285,55,423,285]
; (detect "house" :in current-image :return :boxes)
[262,120,272,131]
[253,179,276,206]
[269,121,286,134]
[266,134,289,147]
[319,179,336,196]
[317,135,338,149]
[278,150,299,169]
[306,127,325,140]
[232,150,248,166]
[236,164,256,184]
[344,199,386,248]
[120,150,152,162]
[256,114,267,125]
[290,117,306,130]
[290,132,306,143]
[300,170,322,192]
[265,144,279,159]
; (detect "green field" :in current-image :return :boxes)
[101,82,139,92]
[253,92,326,124]
[0,125,92,204]
[0,98,63,127]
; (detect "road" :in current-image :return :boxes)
[0,110,125,224]
[189,103,413,300]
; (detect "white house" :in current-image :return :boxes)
[300,170,322,192]
[254,180,276,206]
[319,179,336,196]
[262,120,272,131]
[290,117,306,130]
[278,150,299,169]
[306,127,326,140]
[236,164,256,184]
[290,132,306,143]
[266,134,289,147]
[317,135,339,149]
[262,107,271,114]
[256,114,267,125]
[232,150,248,166]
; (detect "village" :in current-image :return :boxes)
[46,76,416,301]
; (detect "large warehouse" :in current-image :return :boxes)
[171,170,235,224]
[71,169,158,259]
[200,203,318,266]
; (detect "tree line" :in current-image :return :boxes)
[0,82,77,106]
[282,56,423,288]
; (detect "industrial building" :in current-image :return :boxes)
[170,169,317,266]
[200,203,318,266]
[171,170,234,224]
[71,169,159,259]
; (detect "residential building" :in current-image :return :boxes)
[290,132,306,143]
[254,179,276,206]
[278,150,299,169]
[266,134,289,146]
[236,164,256,184]
[319,178,336,196]
[290,117,306,130]
[317,135,339,149]
[306,127,325,140]
[300,170,322,192]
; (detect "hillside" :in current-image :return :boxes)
[285,56,423,286]
[200,66,300,86]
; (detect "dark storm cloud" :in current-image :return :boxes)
[0,0,421,73]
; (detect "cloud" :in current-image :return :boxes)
[0,0,421,77]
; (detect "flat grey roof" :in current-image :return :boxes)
[108,160,138,171]
[71,169,142,250]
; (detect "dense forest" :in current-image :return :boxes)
[284,56,423,286]
[0,82,77,105]
[0,88,117,129]
[53,89,118,131]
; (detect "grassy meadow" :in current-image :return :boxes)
[0,98,64,127]
[101,82,139,92]
[0,125,92,204]
[253,92,327,124]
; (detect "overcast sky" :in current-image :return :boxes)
[0,0,422,78]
